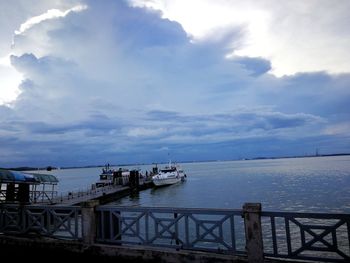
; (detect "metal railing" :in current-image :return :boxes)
[49,184,127,204]
[0,204,82,239]
[30,190,58,203]
[261,211,350,262]
[95,206,246,255]
[0,189,58,204]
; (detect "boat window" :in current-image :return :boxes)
[160,168,176,172]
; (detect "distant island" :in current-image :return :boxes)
[1,152,349,171]
[0,166,57,172]
[247,152,350,161]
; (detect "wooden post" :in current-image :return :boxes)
[81,200,99,245]
[243,203,264,263]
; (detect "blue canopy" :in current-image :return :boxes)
[0,169,39,184]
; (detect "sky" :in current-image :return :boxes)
[0,0,349,167]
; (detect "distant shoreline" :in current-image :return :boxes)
[2,152,349,171]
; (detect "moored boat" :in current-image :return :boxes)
[152,162,186,186]
[95,164,130,187]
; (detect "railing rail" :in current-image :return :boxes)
[0,204,82,239]
[49,184,125,204]
[1,203,350,262]
[1,189,58,204]
[30,190,58,203]
[95,206,246,255]
[261,211,350,262]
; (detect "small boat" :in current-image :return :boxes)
[95,165,114,187]
[95,164,130,187]
[152,162,186,187]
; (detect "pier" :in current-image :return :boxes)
[47,168,154,206]
[50,185,131,206]
[0,168,153,206]
[49,180,153,206]
[0,202,349,262]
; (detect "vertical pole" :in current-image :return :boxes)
[31,184,35,203]
[34,184,37,202]
[243,203,264,263]
[81,200,99,245]
[174,212,179,249]
[42,183,45,202]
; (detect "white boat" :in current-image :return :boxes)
[152,162,187,186]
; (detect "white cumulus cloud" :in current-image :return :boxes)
[0,0,349,166]
[14,5,88,36]
[129,0,350,76]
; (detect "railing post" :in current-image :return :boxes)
[81,200,99,245]
[243,203,264,263]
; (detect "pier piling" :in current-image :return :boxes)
[243,203,264,263]
[82,200,99,245]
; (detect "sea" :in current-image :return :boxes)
[48,155,350,213]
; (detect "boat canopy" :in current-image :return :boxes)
[30,173,59,184]
[0,169,58,184]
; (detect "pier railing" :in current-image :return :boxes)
[30,190,58,203]
[95,206,245,254]
[51,184,121,204]
[94,205,350,262]
[1,203,350,262]
[260,211,350,262]
[0,204,82,239]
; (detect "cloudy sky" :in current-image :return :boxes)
[0,0,349,167]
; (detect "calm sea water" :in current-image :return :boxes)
[48,156,350,212]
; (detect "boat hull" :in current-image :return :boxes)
[152,177,181,186]
[151,163,187,187]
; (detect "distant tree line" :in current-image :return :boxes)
[0,166,57,171]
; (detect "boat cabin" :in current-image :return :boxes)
[160,167,177,173]
[95,168,131,187]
